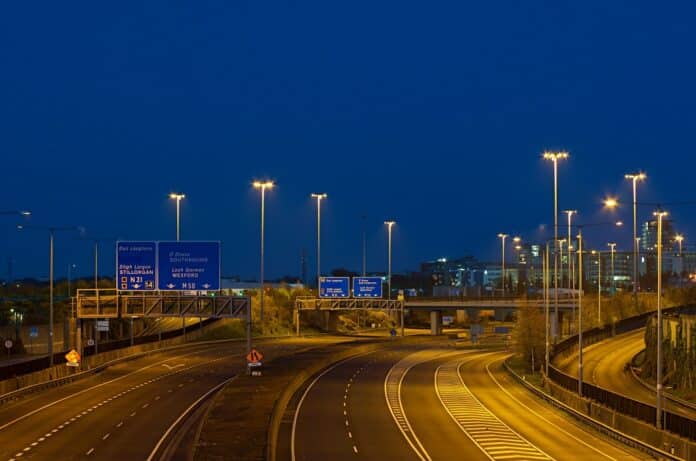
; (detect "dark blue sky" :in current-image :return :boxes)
[1,2,695,281]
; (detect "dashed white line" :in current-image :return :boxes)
[130,412,137,417]
[142,403,150,409]
[116,421,124,428]
[348,431,353,438]
[155,396,161,401]
[353,445,358,454]
[102,433,110,440]
[86,448,95,456]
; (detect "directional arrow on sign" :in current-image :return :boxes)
[133,283,141,289]
[202,284,211,289]
[167,283,175,289]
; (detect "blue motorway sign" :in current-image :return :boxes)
[29,326,39,338]
[157,241,220,291]
[319,277,350,298]
[352,277,383,298]
[117,241,157,291]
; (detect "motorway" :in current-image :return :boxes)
[555,329,696,419]
[0,335,354,461]
[292,344,647,460]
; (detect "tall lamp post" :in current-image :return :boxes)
[544,151,569,340]
[675,234,685,286]
[253,181,274,325]
[311,193,327,290]
[592,250,602,326]
[654,210,668,429]
[18,224,83,366]
[385,221,396,300]
[169,193,185,241]
[577,228,584,396]
[497,233,508,296]
[67,263,77,298]
[608,242,617,295]
[625,173,646,295]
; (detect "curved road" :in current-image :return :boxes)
[555,329,695,419]
[293,345,646,460]
[0,336,351,461]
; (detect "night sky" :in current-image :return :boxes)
[1,2,695,282]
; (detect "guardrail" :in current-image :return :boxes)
[549,304,696,441]
[0,317,220,381]
[503,360,681,460]
[629,364,696,413]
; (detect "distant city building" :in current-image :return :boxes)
[641,219,675,253]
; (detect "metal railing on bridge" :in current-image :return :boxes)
[76,289,250,319]
[295,297,403,311]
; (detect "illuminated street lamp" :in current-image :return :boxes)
[603,197,619,209]
[608,242,617,295]
[625,172,646,294]
[253,181,274,325]
[591,250,602,326]
[17,224,83,366]
[385,221,396,300]
[577,229,584,395]
[0,210,31,217]
[497,233,508,296]
[311,193,328,290]
[654,209,668,429]
[675,234,684,256]
[169,193,185,241]
[543,151,568,339]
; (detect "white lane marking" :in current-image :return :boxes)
[0,348,213,433]
[162,363,184,370]
[86,448,95,456]
[155,396,161,401]
[484,358,618,460]
[30,443,37,447]
[142,403,150,409]
[146,377,236,461]
[38,438,45,442]
[291,351,377,461]
[384,350,467,461]
[22,448,29,452]
[102,433,110,440]
[353,445,358,454]
[130,412,137,417]
[435,359,554,461]
[348,432,352,438]
[345,420,349,427]
[116,421,123,428]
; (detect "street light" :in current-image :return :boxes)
[577,228,584,396]
[169,193,185,241]
[0,210,31,216]
[385,221,396,300]
[543,151,569,340]
[654,209,668,429]
[591,250,602,326]
[625,172,646,294]
[675,234,684,256]
[311,193,327,290]
[608,242,617,295]
[497,233,508,296]
[253,181,274,325]
[17,224,83,366]
[603,197,619,209]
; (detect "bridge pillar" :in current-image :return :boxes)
[322,311,339,332]
[430,310,442,335]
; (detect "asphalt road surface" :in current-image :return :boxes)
[0,336,352,461]
[292,345,647,460]
[555,329,695,419]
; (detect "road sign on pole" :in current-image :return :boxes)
[96,320,109,332]
[29,326,39,338]
[65,349,81,367]
[319,277,350,298]
[157,241,220,291]
[116,242,157,291]
[352,277,383,298]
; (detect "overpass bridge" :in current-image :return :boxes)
[295,296,576,335]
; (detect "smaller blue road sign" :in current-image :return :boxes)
[319,277,350,298]
[117,242,157,291]
[29,327,39,338]
[157,241,220,291]
[352,277,383,298]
